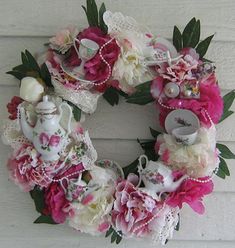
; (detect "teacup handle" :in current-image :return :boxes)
[73,38,81,57]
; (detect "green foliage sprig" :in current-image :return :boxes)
[173,17,214,59]
[7,50,53,88]
[30,187,57,224]
[82,0,108,33]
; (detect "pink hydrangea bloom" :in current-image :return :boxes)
[158,74,223,127]
[7,144,51,191]
[111,180,163,237]
[166,175,214,214]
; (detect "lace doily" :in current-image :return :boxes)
[103,11,151,35]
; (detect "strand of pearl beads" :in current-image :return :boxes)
[131,203,166,235]
[42,164,86,183]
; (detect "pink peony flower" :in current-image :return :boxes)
[44,182,69,223]
[77,27,120,92]
[7,144,50,191]
[7,96,23,120]
[166,175,214,214]
[111,180,163,237]
[158,74,223,127]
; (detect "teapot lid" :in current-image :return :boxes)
[35,95,57,114]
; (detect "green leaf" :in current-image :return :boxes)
[219,110,234,123]
[111,231,117,243]
[126,81,154,105]
[115,233,122,244]
[30,187,45,214]
[123,159,139,178]
[12,64,28,73]
[150,127,161,138]
[21,52,30,68]
[67,101,81,122]
[196,34,214,58]
[182,17,196,47]
[40,63,53,88]
[105,226,114,237]
[6,70,25,80]
[222,90,235,114]
[218,157,230,176]
[25,50,41,73]
[217,143,235,159]
[137,139,158,161]
[99,3,108,33]
[34,215,57,224]
[86,0,98,27]
[91,0,99,27]
[73,106,82,122]
[190,20,201,48]
[103,87,119,106]
[215,166,226,179]
[173,26,182,51]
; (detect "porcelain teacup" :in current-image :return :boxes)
[172,126,198,146]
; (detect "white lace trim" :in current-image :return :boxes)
[152,206,180,245]
[52,78,101,114]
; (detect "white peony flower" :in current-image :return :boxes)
[20,77,44,102]
[157,125,219,177]
[68,186,114,235]
[112,31,154,93]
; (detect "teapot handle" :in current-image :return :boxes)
[59,102,72,135]
[136,155,149,188]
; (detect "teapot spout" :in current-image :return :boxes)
[171,174,188,191]
[19,107,33,141]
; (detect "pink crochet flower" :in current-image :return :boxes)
[7,144,50,191]
[166,175,214,214]
[111,180,163,237]
[158,74,223,127]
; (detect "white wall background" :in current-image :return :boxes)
[0,0,235,247]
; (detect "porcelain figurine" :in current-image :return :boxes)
[137,155,188,198]
[20,95,72,161]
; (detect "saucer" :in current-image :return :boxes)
[61,62,96,84]
[165,109,200,134]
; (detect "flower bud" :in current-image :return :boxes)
[20,77,44,102]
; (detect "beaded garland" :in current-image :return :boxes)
[1,0,235,245]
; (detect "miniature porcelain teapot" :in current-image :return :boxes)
[20,95,72,161]
[137,155,188,196]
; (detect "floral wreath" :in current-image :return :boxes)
[2,0,235,245]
